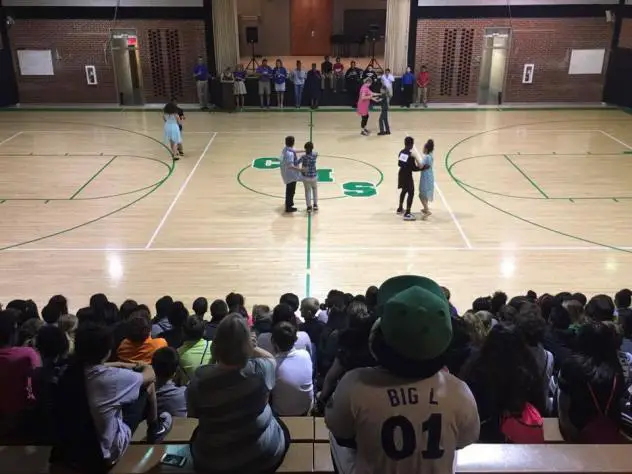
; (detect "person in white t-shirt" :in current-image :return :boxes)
[325,275,480,474]
[380,68,395,101]
[271,322,314,416]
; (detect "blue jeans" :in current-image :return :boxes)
[294,84,304,107]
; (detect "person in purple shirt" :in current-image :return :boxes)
[273,59,288,109]
[256,58,273,109]
[193,56,209,109]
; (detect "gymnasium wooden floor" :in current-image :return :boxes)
[0,107,631,312]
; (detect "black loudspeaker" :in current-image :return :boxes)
[246,27,258,44]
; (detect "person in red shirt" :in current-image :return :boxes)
[333,57,345,93]
[416,65,430,108]
[0,309,42,438]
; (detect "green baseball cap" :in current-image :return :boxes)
[374,275,452,361]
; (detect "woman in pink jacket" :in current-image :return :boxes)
[357,77,377,136]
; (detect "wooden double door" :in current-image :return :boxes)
[290,0,333,56]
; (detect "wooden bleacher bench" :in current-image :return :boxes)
[6,443,632,474]
[132,417,316,444]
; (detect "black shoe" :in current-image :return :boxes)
[173,155,180,161]
[313,205,319,212]
[386,131,391,135]
[396,208,403,215]
[377,132,387,136]
[307,206,312,213]
[285,207,297,213]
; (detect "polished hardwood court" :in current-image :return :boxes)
[0,108,631,312]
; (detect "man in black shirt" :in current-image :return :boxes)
[345,61,363,108]
[321,55,333,91]
[397,136,421,221]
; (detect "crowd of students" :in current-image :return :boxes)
[0,280,630,473]
[215,55,431,110]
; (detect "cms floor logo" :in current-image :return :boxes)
[241,156,382,199]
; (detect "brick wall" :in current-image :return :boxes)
[620,18,632,49]
[415,18,613,103]
[9,19,205,104]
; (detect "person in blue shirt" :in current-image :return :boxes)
[273,59,288,109]
[256,58,273,109]
[193,56,209,109]
[401,66,415,108]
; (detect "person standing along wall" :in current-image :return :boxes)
[291,61,307,109]
[256,59,273,109]
[416,65,430,108]
[193,56,210,110]
[401,66,415,108]
[345,61,363,108]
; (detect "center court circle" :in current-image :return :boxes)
[236,154,384,200]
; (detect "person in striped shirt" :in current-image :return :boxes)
[298,141,318,213]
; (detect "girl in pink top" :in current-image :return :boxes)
[357,78,377,136]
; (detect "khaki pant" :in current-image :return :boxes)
[416,86,428,105]
[303,177,318,208]
[196,80,208,108]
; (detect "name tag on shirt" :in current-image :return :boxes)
[399,153,409,163]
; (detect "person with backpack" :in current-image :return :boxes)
[558,321,626,443]
[460,324,547,443]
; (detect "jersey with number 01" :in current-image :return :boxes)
[325,366,480,474]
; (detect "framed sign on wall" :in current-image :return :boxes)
[85,65,97,85]
[522,63,534,84]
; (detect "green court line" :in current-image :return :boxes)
[625,151,632,155]
[0,119,175,252]
[70,156,118,199]
[309,110,314,142]
[444,117,632,254]
[503,154,549,199]
[306,212,312,297]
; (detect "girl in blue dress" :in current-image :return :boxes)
[418,139,435,217]
[163,102,183,160]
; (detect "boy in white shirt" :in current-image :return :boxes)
[380,68,395,100]
[271,322,314,416]
[326,275,480,474]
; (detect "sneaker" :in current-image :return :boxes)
[396,208,404,215]
[173,155,180,161]
[361,130,369,136]
[313,205,319,212]
[285,207,297,213]
[377,132,387,136]
[147,412,172,443]
[178,151,184,156]
[307,206,312,213]
[403,213,416,221]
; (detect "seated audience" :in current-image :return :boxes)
[442,286,459,317]
[0,310,41,439]
[543,303,575,372]
[490,291,508,318]
[160,301,189,348]
[32,325,70,442]
[152,295,174,337]
[178,316,212,381]
[298,297,324,346]
[6,299,39,326]
[58,313,78,353]
[461,324,547,442]
[257,303,312,358]
[152,347,187,417]
[66,323,171,466]
[585,294,615,322]
[515,303,554,411]
[318,297,349,375]
[472,296,492,313]
[226,291,250,324]
[280,293,303,323]
[252,304,273,335]
[192,297,208,319]
[462,310,493,349]
[558,321,625,443]
[326,275,479,473]
[117,310,167,364]
[42,294,68,326]
[364,285,378,315]
[620,308,632,354]
[318,300,376,407]
[615,288,631,318]
[271,322,313,416]
[204,299,229,340]
[187,314,290,473]
[17,317,43,347]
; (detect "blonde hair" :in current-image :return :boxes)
[463,310,493,347]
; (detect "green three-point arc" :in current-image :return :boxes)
[251,157,378,197]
